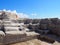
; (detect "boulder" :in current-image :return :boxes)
[27,24,39,31]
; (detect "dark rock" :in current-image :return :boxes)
[32,19,40,24]
[24,19,32,24]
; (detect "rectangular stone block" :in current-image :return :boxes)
[4,27,20,31]
[4,31,26,44]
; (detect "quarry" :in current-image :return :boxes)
[0,10,60,45]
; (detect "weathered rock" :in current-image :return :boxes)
[4,27,20,31]
[4,31,26,44]
[0,31,5,44]
[40,19,50,24]
[40,24,48,30]
[8,39,41,45]
[50,18,58,25]
[51,25,60,36]
[32,19,40,24]
[24,19,32,24]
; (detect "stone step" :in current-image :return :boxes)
[4,27,20,31]
[4,24,20,27]
[3,22,11,24]
[4,31,38,44]
[4,23,20,26]
[5,31,25,35]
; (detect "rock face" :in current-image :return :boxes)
[23,18,60,36]
[21,18,60,43]
[0,11,19,20]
